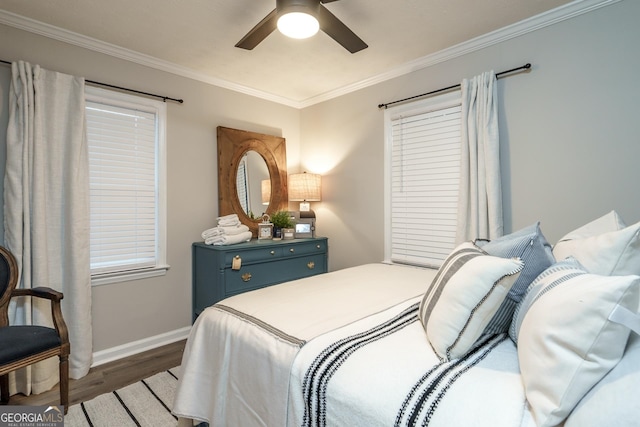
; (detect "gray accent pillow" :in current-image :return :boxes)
[476,221,555,336]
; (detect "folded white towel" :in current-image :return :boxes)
[218,220,241,227]
[201,227,223,239]
[220,224,250,235]
[201,224,250,240]
[216,213,241,227]
[217,213,239,222]
[205,236,222,245]
[206,231,253,246]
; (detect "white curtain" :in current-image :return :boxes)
[456,70,503,243]
[4,61,92,395]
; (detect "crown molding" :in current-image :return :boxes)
[0,0,620,109]
[298,0,621,108]
[0,10,300,108]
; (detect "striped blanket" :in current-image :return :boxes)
[288,298,534,427]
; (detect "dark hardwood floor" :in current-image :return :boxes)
[8,339,186,408]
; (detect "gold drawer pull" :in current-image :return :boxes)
[241,273,252,282]
[307,261,315,269]
[270,250,275,255]
[290,248,295,253]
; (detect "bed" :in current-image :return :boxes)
[173,211,640,427]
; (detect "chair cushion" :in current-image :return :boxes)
[0,326,62,365]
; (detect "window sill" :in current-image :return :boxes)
[91,265,170,286]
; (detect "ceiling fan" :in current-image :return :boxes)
[235,0,368,53]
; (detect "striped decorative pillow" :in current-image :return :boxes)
[476,222,555,336]
[418,242,523,361]
[509,257,585,342]
[513,256,640,427]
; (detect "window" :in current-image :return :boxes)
[384,91,461,268]
[85,86,168,285]
[236,154,249,214]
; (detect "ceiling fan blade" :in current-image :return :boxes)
[320,0,341,3]
[235,9,278,50]
[317,4,367,53]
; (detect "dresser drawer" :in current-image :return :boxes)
[281,240,327,257]
[225,254,326,296]
[280,254,326,279]
[223,246,283,267]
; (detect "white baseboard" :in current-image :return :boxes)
[91,326,191,367]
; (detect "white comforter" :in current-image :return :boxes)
[173,263,535,427]
[288,298,533,427]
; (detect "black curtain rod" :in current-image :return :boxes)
[377,63,531,109]
[0,59,184,104]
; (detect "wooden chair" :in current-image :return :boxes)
[0,246,70,414]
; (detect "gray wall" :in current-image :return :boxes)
[302,0,640,270]
[1,0,638,354]
[0,24,302,352]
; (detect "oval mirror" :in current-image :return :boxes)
[236,150,270,219]
[217,126,288,237]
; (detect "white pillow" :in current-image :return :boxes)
[552,219,640,276]
[516,258,640,427]
[557,210,626,241]
[565,333,640,427]
[418,242,523,361]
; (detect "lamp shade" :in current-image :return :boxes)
[261,179,271,205]
[289,172,321,202]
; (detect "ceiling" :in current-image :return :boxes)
[0,0,580,107]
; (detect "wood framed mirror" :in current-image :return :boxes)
[217,126,288,237]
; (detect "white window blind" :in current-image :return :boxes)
[236,156,249,214]
[85,87,167,283]
[385,93,462,268]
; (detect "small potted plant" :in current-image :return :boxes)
[269,210,294,240]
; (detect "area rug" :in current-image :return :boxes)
[64,366,195,426]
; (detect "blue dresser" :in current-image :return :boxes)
[192,237,328,321]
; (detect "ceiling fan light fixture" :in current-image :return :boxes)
[277,11,319,39]
[236,0,367,53]
[276,0,320,39]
